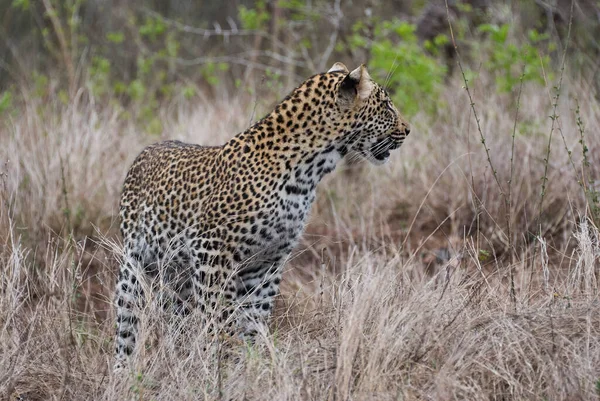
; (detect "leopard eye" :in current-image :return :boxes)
[386,100,394,112]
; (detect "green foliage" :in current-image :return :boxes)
[478,249,491,262]
[165,31,179,58]
[11,0,29,11]
[88,56,110,96]
[76,12,189,135]
[181,85,196,99]
[424,34,449,56]
[456,1,473,13]
[136,55,155,77]
[350,20,447,116]
[57,89,69,104]
[238,0,269,30]
[127,79,146,101]
[32,72,49,98]
[280,0,319,21]
[263,68,284,92]
[139,16,166,41]
[0,91,13,114]
[3,0,569,132]
[106,31,124,44]
[200,62,229,86]
[477,24,555,92]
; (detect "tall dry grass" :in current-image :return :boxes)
[0,72,599,400]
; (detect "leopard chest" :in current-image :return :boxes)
[237,181,314,267]
[230,149,341,269]
[235,167,327,265]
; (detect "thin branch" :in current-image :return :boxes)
[173,55,303,80]
[318,0,343,71]
[41,0,76,95]
[529,0,574,294]
[506,69,526,300]
[536,0,574,233]
[443,2,505,198]
[444,0,515,305]
[141,7,289,53]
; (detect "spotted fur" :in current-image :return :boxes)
[114,63,410,371]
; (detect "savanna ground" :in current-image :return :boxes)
[1,1,600,400]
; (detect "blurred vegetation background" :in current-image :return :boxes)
[1,0,599,129]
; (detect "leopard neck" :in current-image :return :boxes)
[222,72,350,183]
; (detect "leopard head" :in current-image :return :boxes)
[329,62,411,165]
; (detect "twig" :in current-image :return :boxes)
[507,69,526,300]
[174,54,302,80]
[444,2,505,198]
[444,0,516,306]
[141,7,289,52]
[532,0,574,284]
[59,156,72,235]
[536,0,574,228]
[41,0,76,95]
[318,0,343,71]
[574,101,600,225]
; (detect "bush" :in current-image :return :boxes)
[349,20,448,117]
[477,23,555,92]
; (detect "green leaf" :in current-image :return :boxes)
[12,0,30,11]
[128,80,146,101]
[139,17,167,40]
[238,1,269,30]
[165,32,180,58]
[106,31,125,44]
[113,81,127,95]
[394,22,416,40]
[182,86,196,99]
[0,91,13,113]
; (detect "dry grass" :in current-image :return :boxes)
[0,73,599,400]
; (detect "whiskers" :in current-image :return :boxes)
[342,133,367,165]
[371,137,394,152]
[383,56,400,92]
[344,150,367,165]
[342,136,400,167]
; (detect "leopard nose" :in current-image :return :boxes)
[400,122,411,136]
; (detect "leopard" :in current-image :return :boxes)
[114,62,410,371]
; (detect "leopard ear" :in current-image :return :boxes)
[338,64,373,108]
[328,62,349,74]
[349,64,374,102]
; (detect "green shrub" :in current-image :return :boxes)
[477,24,555,92]
[0,91,13,114]
[350,20,447,117]
[238,0,269,30]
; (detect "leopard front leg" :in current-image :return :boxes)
[191,251,238,337]
[234,262,283,342]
